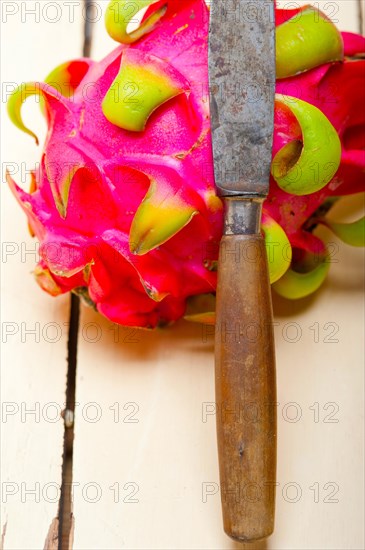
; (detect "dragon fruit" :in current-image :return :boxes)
[7,0,365,328]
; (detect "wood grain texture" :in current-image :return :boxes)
[215,235,276,541]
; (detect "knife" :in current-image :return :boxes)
[208,0,277,542]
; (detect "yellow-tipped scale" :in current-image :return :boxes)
[262,214,292,283]
[105,0,167,44]
[102,50,188,132]
[129,180,198,255]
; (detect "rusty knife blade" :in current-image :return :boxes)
[208,0,276,197]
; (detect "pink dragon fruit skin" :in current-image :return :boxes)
[7,0,365,327]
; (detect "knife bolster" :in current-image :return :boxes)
[223,197,263,236]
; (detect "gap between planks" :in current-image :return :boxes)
[55,2,95,548]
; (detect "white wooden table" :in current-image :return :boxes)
[1,1,364,548]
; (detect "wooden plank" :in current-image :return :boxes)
[72,2,364,548]
[0,2,83,547]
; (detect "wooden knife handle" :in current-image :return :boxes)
[215,232,277,542]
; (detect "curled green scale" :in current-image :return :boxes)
[105,0,167,44]
[272,95,341,196]
[7,82,44,145]
[261,213,292,283]
[320,216,365,247]
[273,252,330,300]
